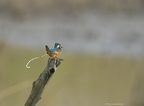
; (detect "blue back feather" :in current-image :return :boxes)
[49,48,61,54]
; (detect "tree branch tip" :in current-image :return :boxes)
[57,58,64,61]
[48,57,64,61]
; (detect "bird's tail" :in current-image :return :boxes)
[45,45,50,54]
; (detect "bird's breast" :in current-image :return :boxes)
[49,50,62,57]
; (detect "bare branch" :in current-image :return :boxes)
[24,58,63,106]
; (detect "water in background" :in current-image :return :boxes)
[0,11,144,57]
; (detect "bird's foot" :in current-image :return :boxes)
[50,57,64,61]
[51,57,57,59]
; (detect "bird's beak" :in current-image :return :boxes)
[60,45,63,48]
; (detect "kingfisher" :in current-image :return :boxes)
[45,43,63,58]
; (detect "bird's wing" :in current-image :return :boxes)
[45,45,50,54]
[49,48,56,54]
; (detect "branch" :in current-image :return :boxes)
[24,58,63,106]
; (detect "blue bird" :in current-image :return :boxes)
[45,43,63,58]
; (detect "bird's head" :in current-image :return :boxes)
[54,43,63,49]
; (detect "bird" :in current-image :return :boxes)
[45,43,63,58]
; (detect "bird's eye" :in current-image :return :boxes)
[57,45,60,48]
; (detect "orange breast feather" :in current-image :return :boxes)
[49,50,62,57]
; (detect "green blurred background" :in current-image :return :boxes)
[0,0,144,106]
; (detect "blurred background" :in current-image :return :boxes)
[0,0,144,106]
